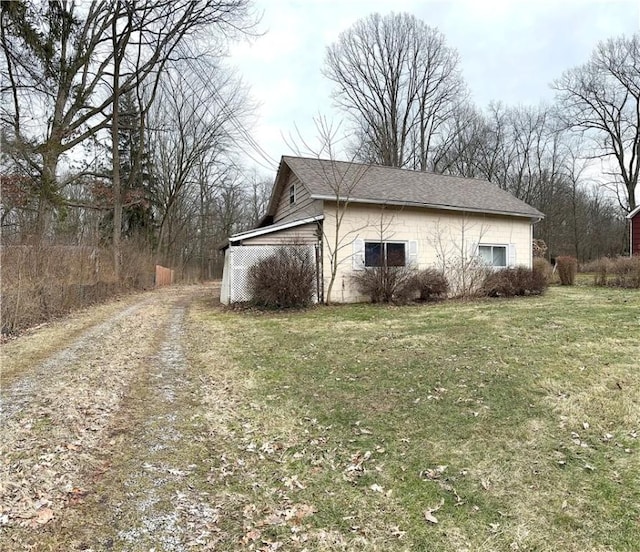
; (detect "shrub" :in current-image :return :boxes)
[590,257,613,286]
[248,247,316,308]
[1,243,153,334]
[610,256,640,288]
[481,267,548,297]
[591,256,640,288]
[410,268,449,301]
[556,256,577,285]
[352,265,417,304]
[533,257,553,285]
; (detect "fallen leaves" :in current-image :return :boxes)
[424,499,444,524]
[1,298,169,529]
[343,450,373,482]
[28,507,54,528]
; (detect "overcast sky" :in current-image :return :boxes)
[229,0,640,174]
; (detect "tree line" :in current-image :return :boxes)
[1,0,269,279]
[324,13,638,260]
[1,5,637,285]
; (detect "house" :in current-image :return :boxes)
[220,156,544,303]
[628,205,640,256]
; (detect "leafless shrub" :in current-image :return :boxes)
[441,255,491,298]
[352,266,417,304]
[481,267,548,297]
[586,257,613,286]
[1,243,154,334]
[590,256,640,288]
[248,247,316,309]
[427,219,491,298]
[409,268,450,301]
[556,256,578,285]
[533,257,553,284]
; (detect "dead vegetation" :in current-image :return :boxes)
[1,243,155,335]
[1,283,638,551]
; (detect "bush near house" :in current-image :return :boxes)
[556,256,578,285]
[589,256,640,289]
[408,268,449,301]
[351,266,417,304]
[533,257,553,285]
[248,247,316,309]
[481,266,548,297]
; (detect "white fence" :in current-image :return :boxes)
[220,244,319,304]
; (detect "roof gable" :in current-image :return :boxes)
[259,158,316,226]
[281,156,544,219]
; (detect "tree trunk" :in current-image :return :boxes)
[111,6,122,281]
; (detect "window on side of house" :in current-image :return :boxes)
[478,244,507,268]
[289,184,295,205]
[364,241,406,267]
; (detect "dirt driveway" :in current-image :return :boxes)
[1,283,230,551]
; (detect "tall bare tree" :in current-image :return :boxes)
[324,12,465,170]
[147,61,252,271]
[286,116,373,304]
[0,0,254,248]
[553,34,640,211]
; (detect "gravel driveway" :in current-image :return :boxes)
[1,284,223,551]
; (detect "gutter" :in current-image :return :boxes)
[228,215,324,243]
[310,194,544,221]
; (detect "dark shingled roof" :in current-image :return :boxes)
[283,156,544,219]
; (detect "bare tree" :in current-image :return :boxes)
[553,34,640,211]
[427,217,489,297]
[286,116,373,304]
[0,0,255,245]
[147,62,251,271]
[324,12,465,171]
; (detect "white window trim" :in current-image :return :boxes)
[478,243,509,269]
[353,239,418,270]
[364,240,408,268]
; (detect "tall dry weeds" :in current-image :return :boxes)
[1,242,154,334]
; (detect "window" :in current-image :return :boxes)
[479,244,507,267]
[364,241,406,267]
[289,184,295,205]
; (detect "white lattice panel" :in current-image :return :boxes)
[221,245,318,304]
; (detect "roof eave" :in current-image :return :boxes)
[626,205,640,219]
[310,194,544,220]
[227,215,324,243]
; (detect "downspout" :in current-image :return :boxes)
[532,216,542,268]
[316,221,324,303]
[228,245,234,303]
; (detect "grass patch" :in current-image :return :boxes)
[0,291,146,386]
[189,286,640,551]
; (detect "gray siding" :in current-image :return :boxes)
[273,174,322,224]
[240,222,319,246]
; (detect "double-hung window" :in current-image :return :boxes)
[364,241,406,267]
[478,244,507,268]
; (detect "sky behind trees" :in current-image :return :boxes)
[230,0,639,170]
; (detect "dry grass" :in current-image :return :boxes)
[1,243,155,334]
[185,286,640,551]
[0,291,150,385]
[1,284,638,551]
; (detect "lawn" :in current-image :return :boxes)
[186,285,640,551]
